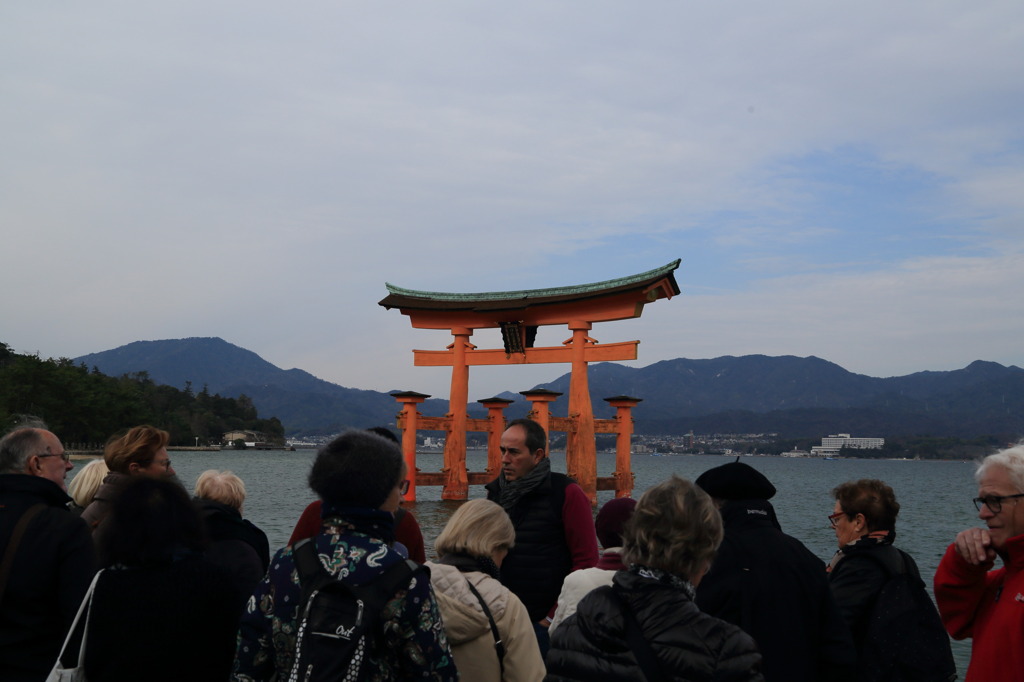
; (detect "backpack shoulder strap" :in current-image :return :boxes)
[849,545,926,589]
[293,537,334,604]
[365,559,419,605]
[608,583,669,682]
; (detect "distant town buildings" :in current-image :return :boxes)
[810,433,885,458]
[274,430,886,458]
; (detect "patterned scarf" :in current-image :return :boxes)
[826,529,894,573]
[496,456,551,511]
[628,563,697,600]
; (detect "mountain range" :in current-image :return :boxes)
[73,337,1024,439]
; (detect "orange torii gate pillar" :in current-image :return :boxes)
[392,391,430,501]
[604,396,643,498]
[519,389,561,448]
[478,396,514,478]
[379,260,680,503]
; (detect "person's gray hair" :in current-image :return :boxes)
[194,470,247,511]
[0,426,49,474]
[976,444,1024,493]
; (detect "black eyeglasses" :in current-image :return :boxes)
[973,493,1024,514]
[36,451,71,463]
[828,511,846,528]
[399,479,410,495]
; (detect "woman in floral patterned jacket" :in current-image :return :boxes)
[232,430,458,682]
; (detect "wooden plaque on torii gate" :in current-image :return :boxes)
[378,260,681,503]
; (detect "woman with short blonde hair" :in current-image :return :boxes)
[435,497,515,560]
[192,469,269,600]
[428,499,544,681]
[67,458,109,513]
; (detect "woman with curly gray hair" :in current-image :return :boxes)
[546,475,764,681]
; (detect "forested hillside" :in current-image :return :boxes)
[0,342,284,447]
[64,337,1024,440]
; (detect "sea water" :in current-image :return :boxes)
[168,448,981,676]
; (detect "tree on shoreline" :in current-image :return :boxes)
[0,342,284,447]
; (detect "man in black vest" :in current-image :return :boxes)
[485,418,598,656]
[0,421,96,682]
[694,461,856,682]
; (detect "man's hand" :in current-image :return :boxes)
[536,618,551,629]
[954,527,997,566]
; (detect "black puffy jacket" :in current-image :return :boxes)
[546,570,764,682]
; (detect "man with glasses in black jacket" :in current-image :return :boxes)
[0,420,96,682]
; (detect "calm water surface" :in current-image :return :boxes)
[168,449,981,677]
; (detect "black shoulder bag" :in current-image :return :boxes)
[464,577,506,676]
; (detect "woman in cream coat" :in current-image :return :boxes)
[427,499,545,682]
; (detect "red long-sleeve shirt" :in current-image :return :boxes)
[934,533,1024,682]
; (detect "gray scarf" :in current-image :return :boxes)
[497,457,551,511]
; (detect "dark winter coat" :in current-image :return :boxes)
[695,499,857,682]
[80,471,130,532]
[546,570,764,682]
[828,539,902,651]
[83,555,240,682]
[0,474,96,682]
[195,497,270,601]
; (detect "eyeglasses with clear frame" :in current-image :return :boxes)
[973,493,1024,514]
[35,451,71,463]
[828,511,846,528]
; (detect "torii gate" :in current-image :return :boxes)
[378,260,680,502]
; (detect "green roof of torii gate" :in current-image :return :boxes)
[379,259,681,312]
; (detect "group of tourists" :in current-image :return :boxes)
[1,414,1021,681]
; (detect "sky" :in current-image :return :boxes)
[3,2,1023,401]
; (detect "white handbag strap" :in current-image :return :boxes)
[55,569,103,666]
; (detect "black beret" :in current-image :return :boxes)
[695,461,776,500]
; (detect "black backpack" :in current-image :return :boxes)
[289,538,420,682]
[858,548,957,682]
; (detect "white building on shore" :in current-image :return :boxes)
[811,433,885,458]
